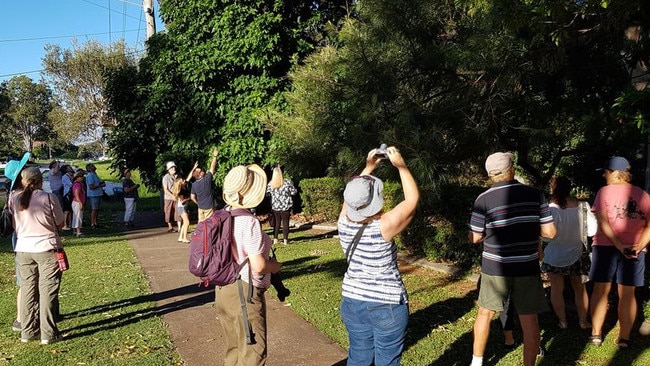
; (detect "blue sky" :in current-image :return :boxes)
[0,0,165,83]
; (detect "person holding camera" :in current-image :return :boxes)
[589,156,650,349]
[122,169,140,228]
[338,145,418,366]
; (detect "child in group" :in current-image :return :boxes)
[172,164,195,243]
[71,170,86,237]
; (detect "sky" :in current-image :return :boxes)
[0,0,165,83]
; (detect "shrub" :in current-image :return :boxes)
[299,177,345,221]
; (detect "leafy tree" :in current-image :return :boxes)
[106,0,350,189]
[4,76,54,154]
[42,40,137,152]
[0,82,17,157]
[271,0,650,192]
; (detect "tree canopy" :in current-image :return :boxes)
[105,0,351,188]
[2,76,54,155]
[42,39,137,153]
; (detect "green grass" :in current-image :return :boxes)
[267,226,650,366]
[0,227,182,365]
[3,159,650,364]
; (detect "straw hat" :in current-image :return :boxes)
[222,164,267,209]
[344,175,385,222]
[5,152,31,190]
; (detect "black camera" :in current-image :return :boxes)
[375,143,388,159]
[270,248,290,302]
[623,248,637,256]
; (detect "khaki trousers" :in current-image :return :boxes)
[16,251,62,341]
[215,281,267,366]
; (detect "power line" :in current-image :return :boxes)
[0,30,141,44]
[80,0,143,22]
[0,48,147,79]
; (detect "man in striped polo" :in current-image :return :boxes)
[469,152,556,366]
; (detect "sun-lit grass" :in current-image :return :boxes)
[268,225,650,366]
[0,228,182,365]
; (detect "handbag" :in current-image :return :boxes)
[46,194,69,271]
[579,202,591,283]
[0,202,13,238]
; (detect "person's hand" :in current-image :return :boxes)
[623,244,642,260]
[365,148,381,172]
[386,146,406,168]
[212,147,218,158]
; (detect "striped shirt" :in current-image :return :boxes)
[338,217,407,304]
[469,180,553,276]
[232,214,272,289]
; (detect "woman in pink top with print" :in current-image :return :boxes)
[589,156,650,349]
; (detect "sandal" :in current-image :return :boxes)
[504,341,518,350]
[558,320,568,329]
[579,320,592,329]
[617,338,631,349]
[589,335,602,346]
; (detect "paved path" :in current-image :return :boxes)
[124,212,348,366]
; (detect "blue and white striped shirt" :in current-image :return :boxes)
[338,217,407,304]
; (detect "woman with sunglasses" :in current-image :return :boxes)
[338,146,419,366]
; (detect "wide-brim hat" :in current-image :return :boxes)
[222,164,267,209]
[344,175,384,222]
[5,152,31,190]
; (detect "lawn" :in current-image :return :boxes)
[1,160,650,365]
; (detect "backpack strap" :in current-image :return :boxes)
[236,273,255,345]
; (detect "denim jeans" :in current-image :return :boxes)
[340,297,408,366]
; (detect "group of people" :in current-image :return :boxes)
[160,147,299,247]
[6,146,648,366]
[469,153,650,366]
[4,154,125,345]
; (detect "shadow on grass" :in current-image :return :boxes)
[62,283,216,339]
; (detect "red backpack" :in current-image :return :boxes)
[188,208,251,286]
[188,208,256,345]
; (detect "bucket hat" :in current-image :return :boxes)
[5,152,31,190]
[222,164,267,209]
[166,161,176,170]
[344,175,385,222]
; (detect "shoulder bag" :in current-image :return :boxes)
[578,201,591,283]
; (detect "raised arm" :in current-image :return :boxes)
[379,147,419,242]
[209,148,218,175]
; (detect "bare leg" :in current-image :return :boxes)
[591,281,612,337]
[549,274,566,327]
[569,275,590,327]
[91,209,98,226]
[518,313,540,366]
[473,306,495,357]
[618,284,637,341]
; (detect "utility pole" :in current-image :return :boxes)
[143,0,156,40]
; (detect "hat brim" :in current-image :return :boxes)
[223,164,267,209]
[345,177,384,222]
[6,152,31,190]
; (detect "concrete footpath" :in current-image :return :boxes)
[124,212,348,366]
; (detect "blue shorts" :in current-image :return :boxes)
[589,245,645,287]
[88,196,102,210]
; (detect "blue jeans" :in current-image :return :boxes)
[340,297,408,366]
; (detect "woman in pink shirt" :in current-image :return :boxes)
[71,170,86,237]
[589,157,650,349]
[11,167,65,344]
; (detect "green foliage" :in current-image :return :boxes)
[4,76,54,154]
[106,0,350,190]
[299,177,345,221]
[42,40,136,150]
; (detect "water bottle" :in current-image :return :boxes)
[56,249,69,271]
